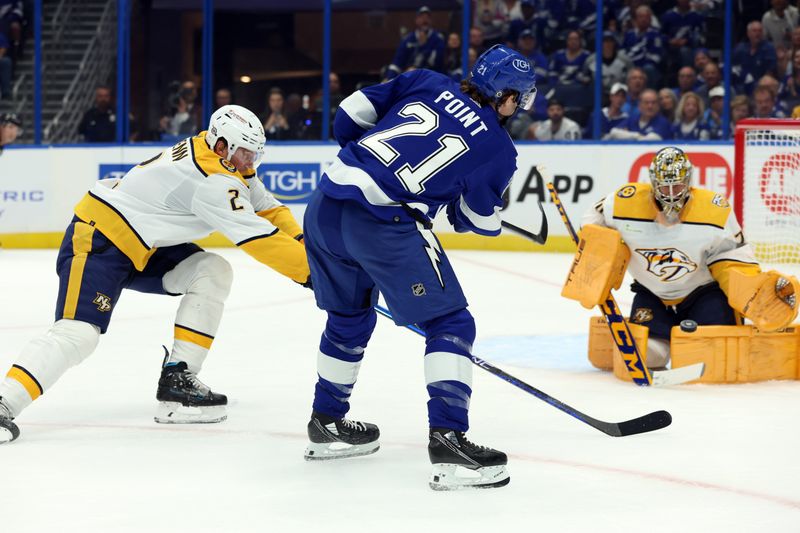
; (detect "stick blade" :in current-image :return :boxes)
[612,410,672,437]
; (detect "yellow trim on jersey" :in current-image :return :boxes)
[7,365,43,401]
[74,192,156,271]
[190,132,248,188]
[62,221,95,320]
[256,206,303,239]
[238,231,310,283]
[709,260,762,296]
[174,325,215,350]
[612,183,659,221]
[679,188,731,229]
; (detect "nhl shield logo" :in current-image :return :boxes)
[412,283,426,296]
[93,292,112,312]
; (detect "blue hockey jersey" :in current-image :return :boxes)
[319,69,517,237]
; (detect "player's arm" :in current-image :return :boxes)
[581,194,612,228]
[334,69,427,147]
[245,171,304,241]
[445,157,513,237]
[192,177,310,284]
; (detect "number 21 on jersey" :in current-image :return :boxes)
[358,102,469,194]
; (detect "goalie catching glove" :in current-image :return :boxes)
[727,270,800,331]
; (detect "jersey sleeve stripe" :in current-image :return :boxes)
[235,228,280,246]
[339,91,378,130]
[457,196,501,233]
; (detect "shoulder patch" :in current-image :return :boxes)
[711,193,729,208]
[612,182,658,222]
[680,188,731,229]
[189,133,248,188]
[617,185,637,199]
[220,159,237,173]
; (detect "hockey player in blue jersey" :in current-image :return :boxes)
[301,45,536,490]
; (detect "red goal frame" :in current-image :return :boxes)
[734,118,800,228]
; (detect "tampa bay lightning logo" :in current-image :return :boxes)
[513,59,531,72]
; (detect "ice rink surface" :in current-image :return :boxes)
[1,248,799,533]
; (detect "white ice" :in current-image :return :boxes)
[1,248,798,532]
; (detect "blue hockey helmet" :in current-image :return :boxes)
[470,44,537,111]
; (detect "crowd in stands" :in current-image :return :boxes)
[0,0,24,101]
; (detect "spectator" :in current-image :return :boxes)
[658,87,678,123]
[789,26,800,70]
[469,26,487,55]
[673,92,709,140]
[731,94,752,128]
[288,92,321,141]
[776,44,791,78]
[694,47,712,82]
[622,67,648,118]
[385,6,445,80]
[582,31,633,93]
[444,32,463,81]
[660,0,705,71]
[780,48,800,103]
[756,74,790,114]
[703,86,726,140]
[263,87,291,140]
[0,112,20,155]
[607,88,673,140]
[159,80,200,138]
[468,46,479,71]
[697,62,726,106]
[595,82,630,139]
[549,29,590,85]
[622,5,665,88]
[507,0,545,45]
[0,30,10,99]
[215,88,232,109]
[474,0,512,47]
[762,0,798,50]
[78,86,116,143]
[0,0,22,60]
[753,84,787,118]
[531,98,582,140]
[566,0,596,35]
[732,21,778,95]
[516,29,548,82]
[673,66,700,100]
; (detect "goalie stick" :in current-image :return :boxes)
[546,182,704,387]
[374,305,671,437]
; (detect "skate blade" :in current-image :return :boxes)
[154,402,227,424]
[304,440,380,461]
[429,464,510,491]
[0,420,20,444]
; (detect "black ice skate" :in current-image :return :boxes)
[304,411,380,460]
[155,360,227,424]
[428,428,510,490]
[0,397,19,444]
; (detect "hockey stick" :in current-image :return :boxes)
[500,200,548,245]
[374,304,671,437]
[546,182,704,387]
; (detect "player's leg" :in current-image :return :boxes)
[302,193,380,459]
[629,282,679,369]
[0,220,128,443]
[344,205,508,489]
[129,245,232,424]
[680,282,738,327]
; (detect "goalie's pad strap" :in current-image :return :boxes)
[671,325,800,382]
[562,224,630,309]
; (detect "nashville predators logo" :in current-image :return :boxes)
[219,159,237,173]
[631,307,654,323]
[636,248,698,281]
[93,292,112,312]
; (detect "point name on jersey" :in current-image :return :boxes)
[434,91,489,137]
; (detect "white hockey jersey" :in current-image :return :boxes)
[73,132,309,283]
[582,183,761,303]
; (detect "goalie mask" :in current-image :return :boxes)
[205,105,266,170]
[649,147,693,218]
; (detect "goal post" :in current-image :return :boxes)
[734,118,800,263]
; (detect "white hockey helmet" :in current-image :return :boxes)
[205,105,266,169]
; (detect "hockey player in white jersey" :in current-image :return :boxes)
[580,146,798,370]
[0,105,310,443]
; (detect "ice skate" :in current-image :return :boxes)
[304,411,380,460]
[0,397,20,444]
[428,428,509,490]
[155,360,227,424]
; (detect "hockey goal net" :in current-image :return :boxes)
[735,118,800,263]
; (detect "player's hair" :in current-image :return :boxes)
[459,79,517,109]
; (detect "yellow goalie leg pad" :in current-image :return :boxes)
[671,325,800,383]
[727,270,800,332]
[562,225,630,309]
[587,316,649,378]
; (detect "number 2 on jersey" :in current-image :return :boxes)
[358,102,469,194]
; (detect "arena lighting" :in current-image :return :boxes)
[239,75,252,83]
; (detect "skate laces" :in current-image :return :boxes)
[340,418,366,431]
